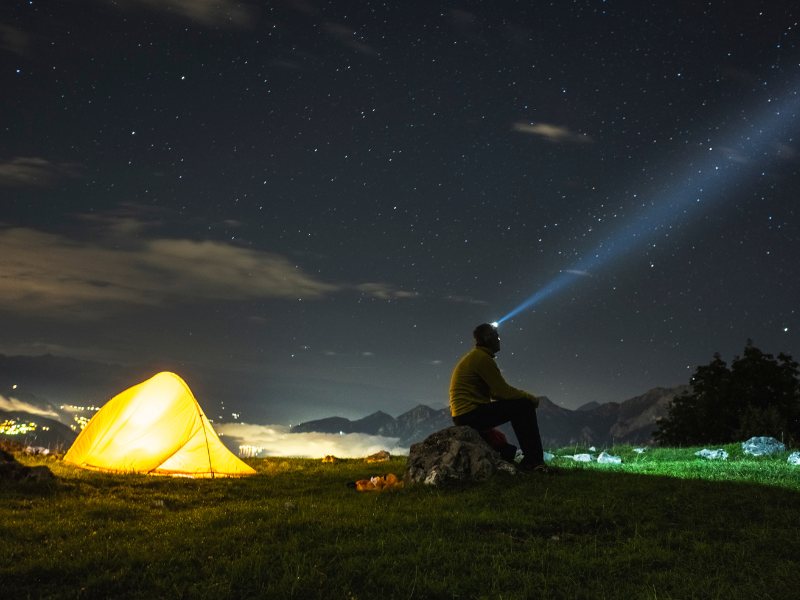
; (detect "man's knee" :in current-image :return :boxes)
[509,397,536,415]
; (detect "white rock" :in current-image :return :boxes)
[543,451,554,461]
[742,436,786,456]
[695,449,728,460]
[633,448,646,454]
[787,452,800,466]
[589,446,596,451]
[597,451,622,464]
[496,461,517,475]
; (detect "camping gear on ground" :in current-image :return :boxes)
[351,473,403,491]
[480,427,517,463]
[63,372,255,478]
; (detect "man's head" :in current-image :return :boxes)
[473,323,500,354]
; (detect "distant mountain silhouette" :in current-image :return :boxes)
[0,353,688,450]
[291,410,396,436]
[292,404,452,447]
[292,386,689,448]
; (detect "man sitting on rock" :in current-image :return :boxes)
[450,323,551,474]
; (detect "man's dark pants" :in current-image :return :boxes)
[452,398,544,466]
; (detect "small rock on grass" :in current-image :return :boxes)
[365,450,391,463]
[567,453,595,462]
[695,449,728,460]
[597,452,622,464]
[742,436,785,457]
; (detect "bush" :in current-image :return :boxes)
[654,340,800,446]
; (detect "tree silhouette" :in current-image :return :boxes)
[654,341,800,446]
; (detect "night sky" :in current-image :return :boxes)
[2,0,799,426]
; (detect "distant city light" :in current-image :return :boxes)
[0,420,37,435]
[61,405,100,412]
[239,445,264,458]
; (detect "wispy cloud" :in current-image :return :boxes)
[718,146,750,164]
[0,157,83,188]
[0,395,59,419]
[721,65,756,85]
[0,341,102,361]
[0,228,341,317]
[355,283,416,300]
[447,9,487,45]
[775,143,798,161]
[565,269,592,277]
[324,22,379,56]
[443,294,488,305]
[513,122,594,145]
[104,0,253,28]
[216,423,408,458]
[0,23,30,56]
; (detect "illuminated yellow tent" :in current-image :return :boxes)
[64,372,256,478]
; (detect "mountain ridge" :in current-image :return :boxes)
[0,353,689,450]
[291,385,689,448]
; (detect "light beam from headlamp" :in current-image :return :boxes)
[497,85,800,325]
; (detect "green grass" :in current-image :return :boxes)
[2,445,799,600]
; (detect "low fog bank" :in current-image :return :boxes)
[216,423,409,458]
[0,395,61,419]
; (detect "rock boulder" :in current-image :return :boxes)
[0,448,56,482]
[742,436,785,456]
[403,426,516,486]
[365,450,391,463]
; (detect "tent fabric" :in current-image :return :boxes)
[64,372,256,478]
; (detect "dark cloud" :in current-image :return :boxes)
[0,158,83,188]
[0,228,341,317]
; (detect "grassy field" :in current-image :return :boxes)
[2,444,799,600]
